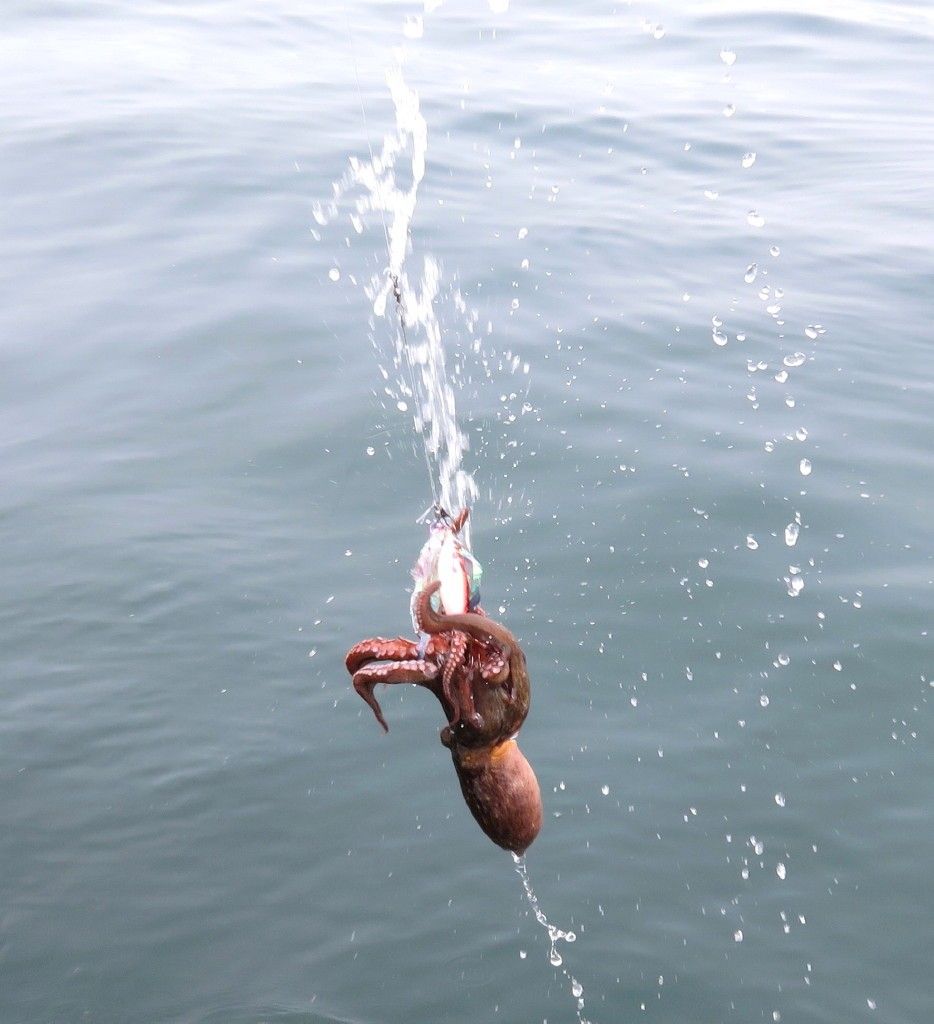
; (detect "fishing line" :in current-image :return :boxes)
[342,6,440,506]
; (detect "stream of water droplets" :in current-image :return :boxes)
[319,51,476,528]
[513,854,593,1024]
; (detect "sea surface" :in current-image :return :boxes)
[2,2,932,1023]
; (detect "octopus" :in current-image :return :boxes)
[346,517,543,855]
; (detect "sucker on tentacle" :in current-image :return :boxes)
[441,629,482,730]
[347,637,418,676]
[351,658,441,733]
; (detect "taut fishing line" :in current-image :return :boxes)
[342,4,439,508]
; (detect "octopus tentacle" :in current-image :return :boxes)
[346,637,417,675]
[441,630,483,729]
[346,635,448,676]
[416,581,519,655]
[352,659,441,733]
[450,507,470,535]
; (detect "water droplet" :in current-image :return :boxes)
[867,998,877,1010]
[776,862,787,880]
[760,694,770,707]
[601,784,610,796]
[510,298,520,310]
[833,660,842,671]
[777,653,790,667]
[571,978,584,998]
[549,949,563,967]
[518,226,528,239]
[328,268,341,281]
[747,210,765,228]
[365,446,375,456]
[746,535,759,550]
[770,245,781,256]
[402,14,423,38]
[712,328,729,347]
[784,522,800,546]
[744,263,758,283]
[799,458,812,476]
[734,929,743,942]
[720,49,737,66]
[396,400,408,412]
[653,24,665,39]
[795,427,808,441]
[723,104,736,118]
[775,792,786,807]
[742,152,757,168]
[784,352,806,368]
[774,370,789,383]
[519,949,527,959]
[698,557,709,569]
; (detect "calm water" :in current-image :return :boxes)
[2,2,932,1022]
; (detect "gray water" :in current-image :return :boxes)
[2,2,932,1023]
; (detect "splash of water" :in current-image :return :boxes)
[319,57,476,524]
[513,853,594,1024]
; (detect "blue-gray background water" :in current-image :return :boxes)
[2,2,932,1022]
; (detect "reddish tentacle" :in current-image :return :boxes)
[441,630,467,715]
[352,659,441,733]
[346,635,451,675]
[450,507,470,535]
[416,581,519,655]
[440,630,483,729]
[346,637,418,676]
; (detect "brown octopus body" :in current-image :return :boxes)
[346,580,542,855]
